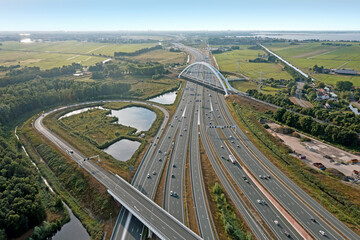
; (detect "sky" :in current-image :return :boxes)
[1,0,360,31]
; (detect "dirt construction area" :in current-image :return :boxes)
[266,122,360,178]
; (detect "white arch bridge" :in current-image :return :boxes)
[178,62,234,95]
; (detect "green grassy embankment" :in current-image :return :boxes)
[226,95,360,234]
[43,102,164,179]
[212,183,253,240]
[20,117,119,240]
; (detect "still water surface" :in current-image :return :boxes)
[148,91,177,105]
[52,203,90,240]
[107,106,156,133]
[103,138,141,161]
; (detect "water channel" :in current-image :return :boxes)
[52,203,90,240]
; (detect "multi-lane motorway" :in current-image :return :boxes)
[32,43,359,240]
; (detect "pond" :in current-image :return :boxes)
[107,106,156,133]
[52,203,90,240]
[59,106,105,120]
[59,105,156,162]
[102,139,141,161]
[148,91,177,105]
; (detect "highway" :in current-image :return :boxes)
[33,100,202,240]
[215,92,359,240]
[111,81,217,240]
[33,43,359,240]
[180,44,359,239]
[200,89,303,239]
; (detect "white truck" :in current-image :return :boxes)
[229,155,236,164]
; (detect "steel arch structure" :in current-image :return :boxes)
[178,62,233,95]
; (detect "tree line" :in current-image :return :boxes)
[274,108,359,147]
[0,129,45,238]
[0,77,130,125]
[114,45,162,57]
[0,63,81,88]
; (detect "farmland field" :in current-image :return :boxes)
[266,42,360,86]
[230,80,282,95]
[128,49,186,64]
[214,46,293,80]
[0,41,158,69]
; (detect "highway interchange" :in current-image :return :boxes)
[32,44,359,240]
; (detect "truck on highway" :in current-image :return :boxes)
[229,155,236,164]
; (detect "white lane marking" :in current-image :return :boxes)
[182,105,187,118]
[120,212,133,240]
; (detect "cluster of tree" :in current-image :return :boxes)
[126,63,166,76]
[249,55,277,63]
[336,81,353,91]
[247,89,302,111]
[114,45,162,57]
[313,64,325,73]
[0,63,82,87]
[0,131,46,238]
[169,47,181,52]
[274,108,359,147]
[283,65,310,82]
[248,45,262,50]
[212,183,250,240]
[0,77,131,125]
[299,106,360,133]
[0,64,20,72]
[322,43,352,47]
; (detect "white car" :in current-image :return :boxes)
[319,230,326,236]
[147,174,150,179]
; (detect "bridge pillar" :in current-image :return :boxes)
[148,229,153,238]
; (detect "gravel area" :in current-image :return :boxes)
[267,122,360,177]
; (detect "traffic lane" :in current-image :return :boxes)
[222,127,341,240]
[199,112,270,240]
[117,86,193,240]
[190,94,216,240]
[203,115,301,239]
[215,94,345,240]
[166,90,197,221]
[202,92,301,238]
[137,82,195,196]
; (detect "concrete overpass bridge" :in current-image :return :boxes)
[178,62,234,95]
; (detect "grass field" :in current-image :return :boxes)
[128,49,186,64]
[0,41,158,69]
[267,42,360,86]
[128,76,181,99]
[59,107,136,147]
[214,46,293,80]
[230,80,282,95]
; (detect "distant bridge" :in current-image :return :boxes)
[178,62,234,95]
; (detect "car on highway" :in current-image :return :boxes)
[171,174,175,178]
[174,192,178,198]
[170,191,173,196]
[319,230,326,236]
[147,174,150,179]
[153,171,156,175]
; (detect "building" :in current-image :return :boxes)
[334,69,358,75]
